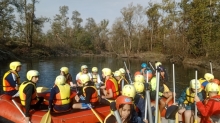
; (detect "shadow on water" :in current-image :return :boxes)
[0,56,220,122]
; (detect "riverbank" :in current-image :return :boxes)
[0,44,219,71]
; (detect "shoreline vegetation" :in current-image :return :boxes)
[1,1,220,71]
[1,43,219,71]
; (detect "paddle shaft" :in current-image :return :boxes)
[123,61,132,84]
[194,70,198,123]
[148,61,155,71]
[12,99,31,123]
[144,71,148,120]
[172,64,176,104]
[210,61,213,74]
[80,96,103,123]
[155,71,160,123]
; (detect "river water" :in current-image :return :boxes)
[1,56,219,96]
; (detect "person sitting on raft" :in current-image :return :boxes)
[49,75,71,113]
[104,95,133,123]
[19,70,44,123]
[114,70,128,94]
[3,61,22,97]
[176,79,206,123]
[195,83,220,123]
[100,68,119,101]
[140,63,153,81]
[90,67,102,87]
[199,73,214,89]
[76,65,91,87]
[122,84,147,123]
[118,68,130,83]
[60,67,75,87]
[149,68,173,114]
[72,74,99,109]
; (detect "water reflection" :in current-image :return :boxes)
[0,56,219,97]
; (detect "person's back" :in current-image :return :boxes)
[49,75,71,113]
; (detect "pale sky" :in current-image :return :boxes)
[34,0,162,32]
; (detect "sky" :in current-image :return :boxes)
[34,0,162,32]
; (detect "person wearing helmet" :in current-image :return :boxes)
[76,65,91,87]
[60,67,75,87]
[100,68,119,100]
[140,63,153,81]
[73,74,98,109]
[2,61,22,97]
[19,70,44,123]
[195,83,220,123]
[114,70,129,94]
[122,84,146,123]
[155,61,162,69]
[90,67,102,84]
[199,73,214,89]
[119,68,130,84]
[176,79,205,123]
[104,95,133,123]
[49,75,71,113]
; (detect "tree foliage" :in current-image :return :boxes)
[1,0,220,59]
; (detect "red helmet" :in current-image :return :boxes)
[115,96,132,109]
[211,79,220,85]
[134,71,141,76]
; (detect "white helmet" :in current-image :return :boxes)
[81,65,88,71]
[55,75,66,85]
[26,70,39,81]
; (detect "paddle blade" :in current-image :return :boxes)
[165,105,179,120]
[40,110,51,123]
[36,87,49,93]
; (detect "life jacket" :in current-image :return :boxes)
[91,74,98,83]
[104,113,114,123]
[184,87,202,104]
[53,84,71,105]
[19,81,38,106]
[105,77,119,99]
[83,86,98,103]
[3,70,20,91]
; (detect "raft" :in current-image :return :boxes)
[0,92,110,123]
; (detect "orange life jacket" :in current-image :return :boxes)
[53,84,71,105]
[3,70,20,91]
[105,77,119,99]
[83,86,98,103]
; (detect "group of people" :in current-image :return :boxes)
[2,61,220,123]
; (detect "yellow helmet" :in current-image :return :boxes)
[114,70,122,77]
[26,70,39,81]
[55,75,66,85]
[204,73,214,81]
[81,65,88,71]
[134,75,145,83]
[9,61,21,71]
[80,74,90,84]
[134,82,145,93]
[190,79,201,89]
[205,83,219,92]
[119,68,126,74]
[92,67,98,72]
[122,85,136,98]
[155,62,162,68]
[102,68,112,76]
[60,67,69,74]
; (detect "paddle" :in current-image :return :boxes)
[144,71,153,123]
[148,61,155,71]
[40,109,51,123]
[155,70,161,123]
[194,69,198,123]
[210,61,213,74]
[165,63,178,123]
[36,87,50,93]
[123,61,133,84]
[12,99,31,123]
[80,95,103,123]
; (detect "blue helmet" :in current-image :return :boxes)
[141,63,147,68]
